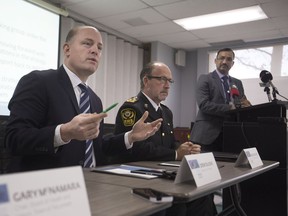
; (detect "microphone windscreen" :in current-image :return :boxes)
[231,87,240,96]
[260,70,273,83]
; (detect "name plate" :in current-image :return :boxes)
[0,166,91,216]
[235,147,263,168]
[174,152,221,187]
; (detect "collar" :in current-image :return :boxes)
[63,64,88,89]
[215,69,229,80]
[141,92,161,111]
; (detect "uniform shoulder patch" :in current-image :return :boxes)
[121,108,136,127]
[126,96,138,103]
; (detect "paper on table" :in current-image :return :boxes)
[91,165,159,179]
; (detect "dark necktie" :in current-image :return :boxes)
[79,83,95,168]
[222,76,230,104]
[157,106,164,139]
[157,106,162,117]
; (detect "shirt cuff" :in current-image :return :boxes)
[54,124,70,148]
[124,131,133,149]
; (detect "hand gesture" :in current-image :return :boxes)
[128,111,162,143]
[60,113,107,142]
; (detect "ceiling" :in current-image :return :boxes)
[47,0,288,50]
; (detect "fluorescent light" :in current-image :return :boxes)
[25,0,69,17]
[173,5,267,30]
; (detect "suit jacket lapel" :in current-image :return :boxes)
[58,66,79,113]
[88,88,102,114]
[212,70,225,100]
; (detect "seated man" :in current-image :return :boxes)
[5,26,162,172]
[106,61,217,216]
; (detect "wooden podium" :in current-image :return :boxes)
[222,101,288,216]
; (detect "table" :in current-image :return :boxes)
[84,160,279,216]
[85,180,171,216]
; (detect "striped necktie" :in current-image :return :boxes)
[222,76,230,104]
[79,83,95,168]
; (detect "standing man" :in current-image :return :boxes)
[110,61,216,216]
[190,48,251,152]
[5,26,162,173]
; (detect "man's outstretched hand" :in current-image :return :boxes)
[128,111,162,144]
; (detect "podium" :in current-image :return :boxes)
[222,101,288,216]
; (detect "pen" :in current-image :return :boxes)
[131,170,163,176]
[101,102,118,113]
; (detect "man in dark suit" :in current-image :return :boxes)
[5,26,162,172]
[190,48,251,152]
[111,62,216,216]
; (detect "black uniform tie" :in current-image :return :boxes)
[157,106,162,117]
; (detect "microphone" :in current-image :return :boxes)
[260,70,273,83]
[259,70,278,101]
[230,84,241,108]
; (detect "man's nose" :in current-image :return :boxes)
[91,46,100,55]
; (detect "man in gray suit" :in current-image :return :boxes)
[190,48,251,152]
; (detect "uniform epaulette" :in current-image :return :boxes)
[126,96,138,103]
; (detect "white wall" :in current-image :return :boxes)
[180,51,198,127]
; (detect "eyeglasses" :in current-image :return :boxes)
[147,76,174,84]
[216,56,233,63]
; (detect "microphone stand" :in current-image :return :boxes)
[272,87,277,101]
[264,86,272,102]
[269,81,279,101]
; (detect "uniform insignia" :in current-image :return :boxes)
[121,108,136,127]
[126,96,138,103]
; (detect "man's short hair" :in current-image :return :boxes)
[140,61,160,89]
[216,48,235,59]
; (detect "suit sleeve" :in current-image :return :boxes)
[5,72,56,155]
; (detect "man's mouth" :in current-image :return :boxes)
[161,91,168,95]
[87,58,97,63]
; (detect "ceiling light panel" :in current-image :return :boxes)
[174,5,268,30]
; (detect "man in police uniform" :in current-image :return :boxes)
[111,62,217,216]
[112,62,199,163]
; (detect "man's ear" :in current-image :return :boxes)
[63,43,70,56]
[143,76,149,86]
